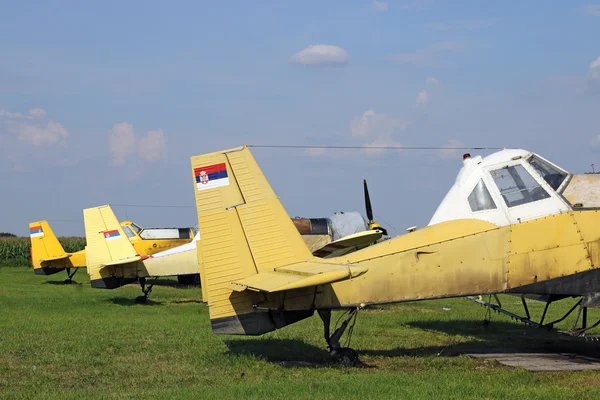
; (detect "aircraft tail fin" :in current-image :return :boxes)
[29,221,71,275]
[190,146,316,334]
[83,205,141,288]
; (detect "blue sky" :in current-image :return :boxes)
[1,1,600,236]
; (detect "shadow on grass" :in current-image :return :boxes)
[169,299,204,305]
[106,297,163,306]
[360,319,600,358]
[124,279,200,289]
[226,320,600,365]
[43,280,83,286]
[225,338,332,364]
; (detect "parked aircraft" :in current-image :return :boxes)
[188,145,600,364]
[29,220,195,283]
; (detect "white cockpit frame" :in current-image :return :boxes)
[429,149,572,227]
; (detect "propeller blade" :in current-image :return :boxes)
[364,179,373,223]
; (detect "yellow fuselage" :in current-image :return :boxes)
[211,211,600,333]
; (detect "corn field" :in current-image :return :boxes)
[0,237,86,266]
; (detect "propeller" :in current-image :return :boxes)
[363,179,388,236]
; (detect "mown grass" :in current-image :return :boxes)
[2,265,600,399]
[0,237,86,266]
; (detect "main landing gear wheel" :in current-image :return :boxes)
[332,347,360,367]
[63,268,78,284]
[318,307,362,366]
[135,278,154,304]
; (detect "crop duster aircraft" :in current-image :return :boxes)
[186,145,600,364]
[29,219,196,283]
[82,203,385,303]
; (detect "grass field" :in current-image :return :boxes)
[3,265,600,399]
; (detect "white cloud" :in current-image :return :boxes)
[109,122,166,166]
[290,45,349,66]
[27,108,47,118]
[1,108,68,146]
[109,122,137,166]
[349,110,407,156]
[415,90,429,107]
[389,42,466,66]
[426,76,440,85]
[0,108,48,120]
[139,129,166,161]
[373,0,388,11]
[350,109,407,138]
[362,137,403,156]
[590,56,600,80]
[584,5,600,16]
[439,139,465,159]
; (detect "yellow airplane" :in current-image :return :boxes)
[184,145,600,364]
[82,205,384,303]
[29,220,195,283]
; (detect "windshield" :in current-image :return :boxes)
[468,179,496,212]
[130,223,142,234]
[491,164,550,207]
[528,155,567,190]
[123,226,136,238]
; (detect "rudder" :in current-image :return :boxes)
[29,221,71,275]
[191,146,315,334]
[83,205,141,288]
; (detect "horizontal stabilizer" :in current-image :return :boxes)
[312,230,383,258]
[230,261,368,293]
[101,255,142,268]
[40,253,70,262]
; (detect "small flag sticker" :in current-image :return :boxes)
[30,226,44,238]
[103,230,121,241]
[194,163,229,191]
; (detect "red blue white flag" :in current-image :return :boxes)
[30,226,44,238]
[103,229,121,241]
[194,163,229,191]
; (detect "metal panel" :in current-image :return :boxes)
[563,174,600,208]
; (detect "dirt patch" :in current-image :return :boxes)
[467,352,600,372]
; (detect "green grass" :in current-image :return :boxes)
[2,265,600,399]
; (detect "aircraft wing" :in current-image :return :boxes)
[312,230,383,258]
[230,261,368,293]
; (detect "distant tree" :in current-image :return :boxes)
[0,232,16,238]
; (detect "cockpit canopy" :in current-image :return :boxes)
[429,149,588,227]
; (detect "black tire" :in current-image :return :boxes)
[334,348,359,367]
[177,275,190,285]
[191,274,201,287]
[135,296,147,304]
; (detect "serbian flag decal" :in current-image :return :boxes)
[30,226,44,238]
[103,230,121,241]
[194,163,229,191]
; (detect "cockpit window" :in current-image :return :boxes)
[123,226,136,238]
[491,165,551,207]
[130,223,142,234]
[527,155,567,190]
[468,179,496,212]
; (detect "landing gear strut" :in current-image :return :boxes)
[64,268,78,284]
[318,307,361,366]
[135,277,154,304]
